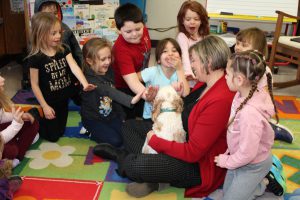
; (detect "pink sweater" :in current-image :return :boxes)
[176,32,201,77]
[0,109,23,143]
[218,89,275,169]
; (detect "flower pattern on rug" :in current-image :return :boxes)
[25,142,75,169]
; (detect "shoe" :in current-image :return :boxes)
[272,155,283,172]
[93,143,127,161]
[266,165,286,196]
[270,121,294,143]
[126,182,158,198]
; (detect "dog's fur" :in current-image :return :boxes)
[142,85,186,154]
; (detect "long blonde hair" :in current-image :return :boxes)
[28,12,64,57]
[0,78,12,111]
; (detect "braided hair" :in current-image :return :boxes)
[228,50,278,125]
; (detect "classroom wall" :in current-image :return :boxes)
[145,0,277,41]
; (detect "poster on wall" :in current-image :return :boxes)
[10,0,24,13]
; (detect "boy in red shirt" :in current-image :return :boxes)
[112,3,151,119]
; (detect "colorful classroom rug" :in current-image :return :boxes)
[10,90,300,200]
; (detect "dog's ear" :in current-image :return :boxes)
[152,98,163,122]
[172,96,184,113]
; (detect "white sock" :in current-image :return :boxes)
[32,133,39,144]
[12,158,20,168]
[80,127,87,134]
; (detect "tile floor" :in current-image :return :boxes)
[0,57,299,99]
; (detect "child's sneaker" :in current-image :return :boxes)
[266,165,286,196]
[272,155,283,172]
[270,121,294,143]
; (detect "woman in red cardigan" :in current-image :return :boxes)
[93,35,235,198]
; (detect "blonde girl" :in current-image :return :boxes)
[215,50,284,199]
[28,12,95,142]
[81,38,143,147]
[176,0,209,87]
[0,76,38,166]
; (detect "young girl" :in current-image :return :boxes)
[215,50,284,199]
[0,76,38,165]
[81,38,143,147]
[235,27,294,144]
[28,12,96,142]
[138,38,190,120]
[176,0,209,87]
[138,38,190,119]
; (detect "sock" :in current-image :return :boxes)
[12,159,20,168]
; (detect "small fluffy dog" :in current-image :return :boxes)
[142,85,186,154]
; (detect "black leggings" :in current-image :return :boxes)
[118,119,201,188]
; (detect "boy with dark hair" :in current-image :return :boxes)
[112,3,151,119]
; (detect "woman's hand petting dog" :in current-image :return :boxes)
[147,130,155,142]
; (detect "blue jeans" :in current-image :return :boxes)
[82,117,123,147]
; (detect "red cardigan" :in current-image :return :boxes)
[149,75,235,197]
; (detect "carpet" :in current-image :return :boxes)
[10,91,300,199]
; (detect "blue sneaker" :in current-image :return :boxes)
[266,165,286,196]
[272,155,283,172]
[270,121,294,143]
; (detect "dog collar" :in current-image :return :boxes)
[160,108,176,113]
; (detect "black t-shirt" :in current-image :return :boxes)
[28,45,76,103]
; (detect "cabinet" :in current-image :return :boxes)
[0,0,26,56]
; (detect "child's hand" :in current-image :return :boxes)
[43,105,55,119]
[214,155,221,167]
[83,84,97,91]
[143,85,159,102]
[167,55,182,69]
[185,73,196,81]
[12,106,24,124]
[146,130,155,142]
[22,113,35,124]
[131,89,144,104]
[172,82,184,96]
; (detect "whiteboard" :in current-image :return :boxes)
[206,0,298,17]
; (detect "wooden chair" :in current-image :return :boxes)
[268,10,300,88]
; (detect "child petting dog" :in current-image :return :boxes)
[138,38,190,120]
